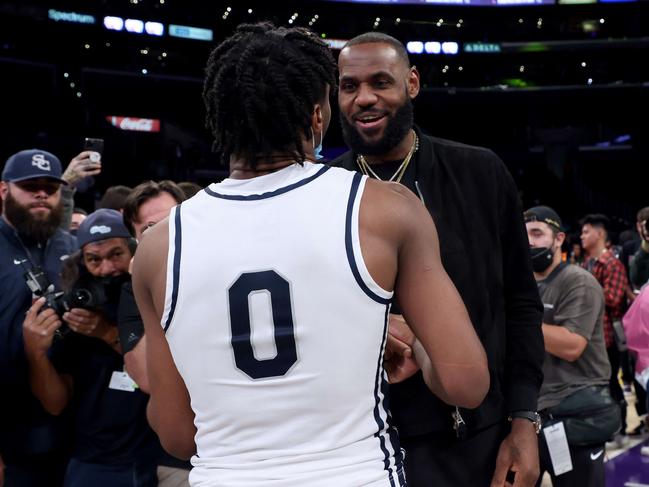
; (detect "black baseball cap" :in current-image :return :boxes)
[524,205,563,231]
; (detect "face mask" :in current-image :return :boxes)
[311,128,323,160]
[530,246,555,273]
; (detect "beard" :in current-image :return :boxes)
[4,190,63,243]
[340,95,414,156]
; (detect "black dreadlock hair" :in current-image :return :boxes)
[202,22,337,168]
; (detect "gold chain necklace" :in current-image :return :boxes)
[356,131,419,183]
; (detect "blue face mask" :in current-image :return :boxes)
[311,128,324,160]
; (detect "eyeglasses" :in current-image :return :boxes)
[14,181,61,195]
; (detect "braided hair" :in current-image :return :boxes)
[203,22,337,168]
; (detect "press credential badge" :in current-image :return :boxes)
[543,421,573,476]
[109,370,137,392]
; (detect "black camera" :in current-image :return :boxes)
[21,261,116,334]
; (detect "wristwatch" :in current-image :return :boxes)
[508,410,542,434]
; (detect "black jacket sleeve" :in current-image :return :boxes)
[117,282,145,355]
[497,163,544,412]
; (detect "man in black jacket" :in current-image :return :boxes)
[331,32,544,487]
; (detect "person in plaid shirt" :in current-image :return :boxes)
[580,213,630,440]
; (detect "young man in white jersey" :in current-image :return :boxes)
[133,23,489,486]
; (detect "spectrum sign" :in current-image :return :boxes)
[48,9,96,24]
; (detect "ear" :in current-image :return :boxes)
[556,232,566,247]
[407,66,420,100]
[0,181,8,202]
[127,237,138,255]
[311,103,324,138]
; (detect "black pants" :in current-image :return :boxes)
[537,435,605,487]
[628,354,648,417]
[64,458,158,487]
[607,345,628,432]
[3,450,68,487]
[621,350,634,384]
[400,421,509,487]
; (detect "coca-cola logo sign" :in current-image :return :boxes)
[106,116,161,132]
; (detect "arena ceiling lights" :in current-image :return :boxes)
[323,39,349,50]
[103,17,162,36]
[101,16,179,39]
[406,41,459,55]
[102,16,212,41]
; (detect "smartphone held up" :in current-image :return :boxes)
[84,138,104,163]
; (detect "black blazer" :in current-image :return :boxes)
[330,126,544,436]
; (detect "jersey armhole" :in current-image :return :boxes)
[345,173,394,305]
[161,204,182,333]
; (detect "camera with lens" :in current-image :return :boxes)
[21,261,118,334]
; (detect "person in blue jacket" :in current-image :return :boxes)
[0,149,77,486]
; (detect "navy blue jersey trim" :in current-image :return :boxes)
[381,346,405,486]
[163,205,182,333]
[204,165,330,201]
[373,304,397,486]
[345,173,392,305]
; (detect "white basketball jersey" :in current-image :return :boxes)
[162,162,405,486]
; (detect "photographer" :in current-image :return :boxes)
[22,209,159,487]
[0,149,77,486]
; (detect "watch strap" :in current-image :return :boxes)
[508,410,542,434]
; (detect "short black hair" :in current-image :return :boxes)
[580,213,610,234]
[73,207,88,216]
[344,32,410,67]
[97,185,132,211]
[202,22,337,168]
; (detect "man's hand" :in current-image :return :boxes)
[63,308,110,339]
[62,151,102,187]
[384,314,421,383]
[23,297,62,358]
[491,419,540,487]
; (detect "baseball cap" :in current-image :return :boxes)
[77,209,132,248]
[2,149,67,185]
[524,205,563,231]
